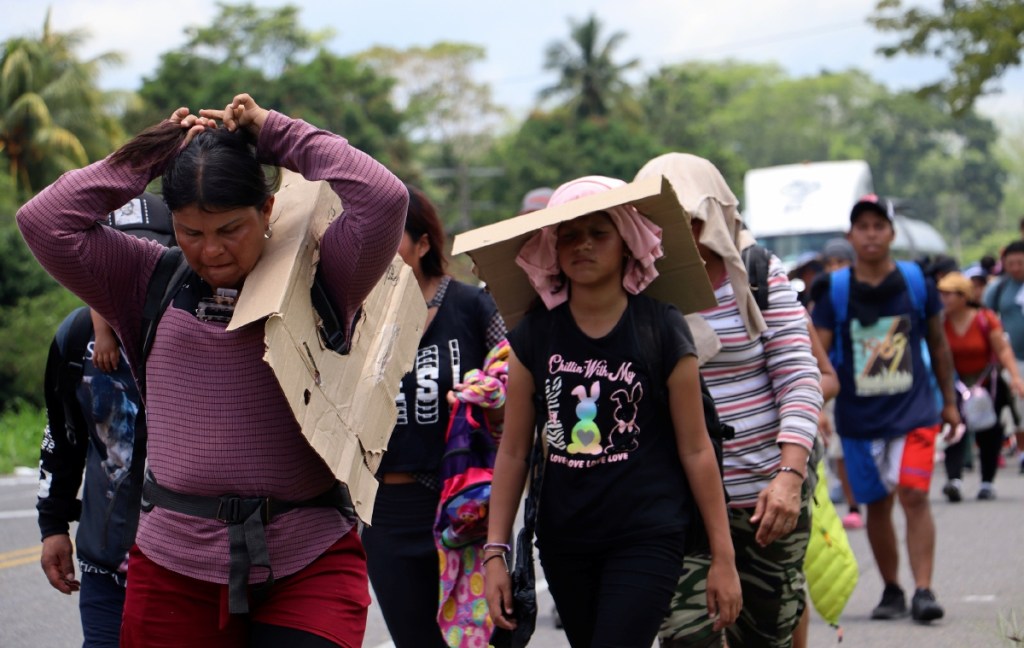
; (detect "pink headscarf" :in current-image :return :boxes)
[514,176,663,309]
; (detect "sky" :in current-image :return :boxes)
[2,0,1022,124]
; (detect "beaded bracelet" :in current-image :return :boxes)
[482,542,511,554]
[778,465,806,481]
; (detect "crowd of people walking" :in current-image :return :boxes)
[19,92,1024,648]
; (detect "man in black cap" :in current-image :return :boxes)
[811,194,958,624]
[37,193,173,648]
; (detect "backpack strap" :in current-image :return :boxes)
[55,307,95,436]
[311,265,360,354]
[59,307,95,396]
[741,244,772,313]
[829,262,926,370]
[895,260,927,323]
[137,247,192,398]
[829,267,851,368]
[991,277,1009,311]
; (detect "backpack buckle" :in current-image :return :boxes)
[216,496,247,524]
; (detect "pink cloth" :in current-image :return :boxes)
[514,176,663,309]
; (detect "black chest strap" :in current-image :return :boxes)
[141,471,354,614]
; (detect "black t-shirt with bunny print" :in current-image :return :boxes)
[508,293,697,552]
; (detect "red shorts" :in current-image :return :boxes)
[121,529,370,647]
[841,425,940,504]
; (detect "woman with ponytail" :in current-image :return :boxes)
[18,94,409,647]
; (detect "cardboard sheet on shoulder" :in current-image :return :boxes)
[227,169,425,522]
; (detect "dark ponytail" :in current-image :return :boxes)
[404,184,448,278]
[108,121,187,175]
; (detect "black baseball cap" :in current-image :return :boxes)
[850,193,895,224]
[107,192,175,247]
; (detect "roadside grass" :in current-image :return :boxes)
[0,402,44,475]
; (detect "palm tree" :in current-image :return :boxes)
[0,10,124,196]
[540,14,640,120]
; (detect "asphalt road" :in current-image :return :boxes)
[2,463,1023,647]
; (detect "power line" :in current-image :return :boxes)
[660,20,864,60]
[488,19,866,87]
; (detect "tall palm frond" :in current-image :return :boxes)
[540,14,639,119]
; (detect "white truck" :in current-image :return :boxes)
[742,160,947,269]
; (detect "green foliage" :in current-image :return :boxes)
[541,14,640,120]
[640,60,786,189]
[871,0,1024,116]
[0,10,125,194]
[960,229,1018,267]
[271,50,410,175]
[996,117,1024,231]
[126,3,409,170]
[0,288,82,410]
[0,402,45,474]
[184,2,332,76]
[475,110,663,227]
[0,219,58,308]
[635,61,1005,248]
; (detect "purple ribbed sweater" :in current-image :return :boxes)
[17,112,408,583]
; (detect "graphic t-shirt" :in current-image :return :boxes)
[811,267,942,439]
[382,280,499,473]
[508,294,696,551]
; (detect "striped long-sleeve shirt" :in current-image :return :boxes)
[17,112,409,583]
[700,255,822,507]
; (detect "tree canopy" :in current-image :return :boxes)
[871,0,1024,115]
[0,10,124,195]
[0,3,1020,413]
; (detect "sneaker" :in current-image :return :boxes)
[911,588,945,622]
[978,485,996,500]
[841,510,864,529]
[942,480,963,503]
[871,584,908,620]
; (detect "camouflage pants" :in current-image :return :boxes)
[660,488,811,648]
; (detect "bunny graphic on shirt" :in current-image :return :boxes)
[567,381,603,455]
[608,382,643,452]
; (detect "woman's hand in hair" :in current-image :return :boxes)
[168,106,217,145]
[202,93,269,138]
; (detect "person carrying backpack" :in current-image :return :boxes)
[937,271,1024,501]
[362,185,506,648]
[810,194,959,623]
[37,194,173,648]
[484,175,741,648]
[18,94,410,647]
[983,240,1024,474]
[636,153,823,648]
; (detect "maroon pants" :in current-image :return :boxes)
[120,529,370,647]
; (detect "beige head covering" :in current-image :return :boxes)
[635,153,767,340]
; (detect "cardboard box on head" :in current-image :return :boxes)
[451,174,717,330]
[227,169,425,523]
